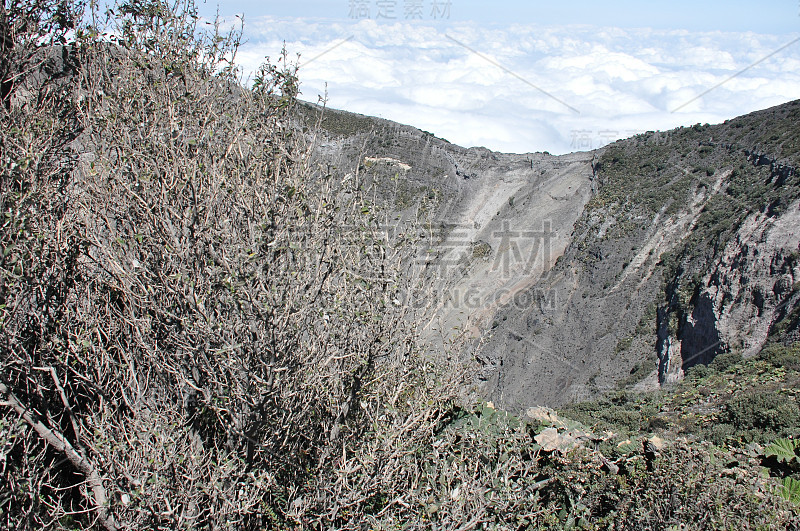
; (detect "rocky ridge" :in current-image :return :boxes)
[302,100,800,410]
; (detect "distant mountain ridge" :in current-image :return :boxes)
[301,99,800,409]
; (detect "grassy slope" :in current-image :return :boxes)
[410,341,800,528]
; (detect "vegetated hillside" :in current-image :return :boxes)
[479,101,800,408]
[553,340,800,523]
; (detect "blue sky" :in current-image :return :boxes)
[193,1,800,154]
[201,0,800,33]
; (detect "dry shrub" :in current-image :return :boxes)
[1,1,469,529]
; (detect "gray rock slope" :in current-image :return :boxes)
[300,100,800,410]
[299,104,595,342]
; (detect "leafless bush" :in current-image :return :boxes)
[1,1,90,528]
[1,1,471,529]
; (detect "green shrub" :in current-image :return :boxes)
[471,241,492,259]
[710,351,743,372]
[704,423,736,446]
[647,416,671,431]
[760,343,800,372]
[685,363,710,381]
[725,392,800,434]
[563,440,796,527]
[559,392,662,434]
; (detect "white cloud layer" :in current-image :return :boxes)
[232,18,800,154]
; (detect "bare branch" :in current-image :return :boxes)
[0,382,118,531]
